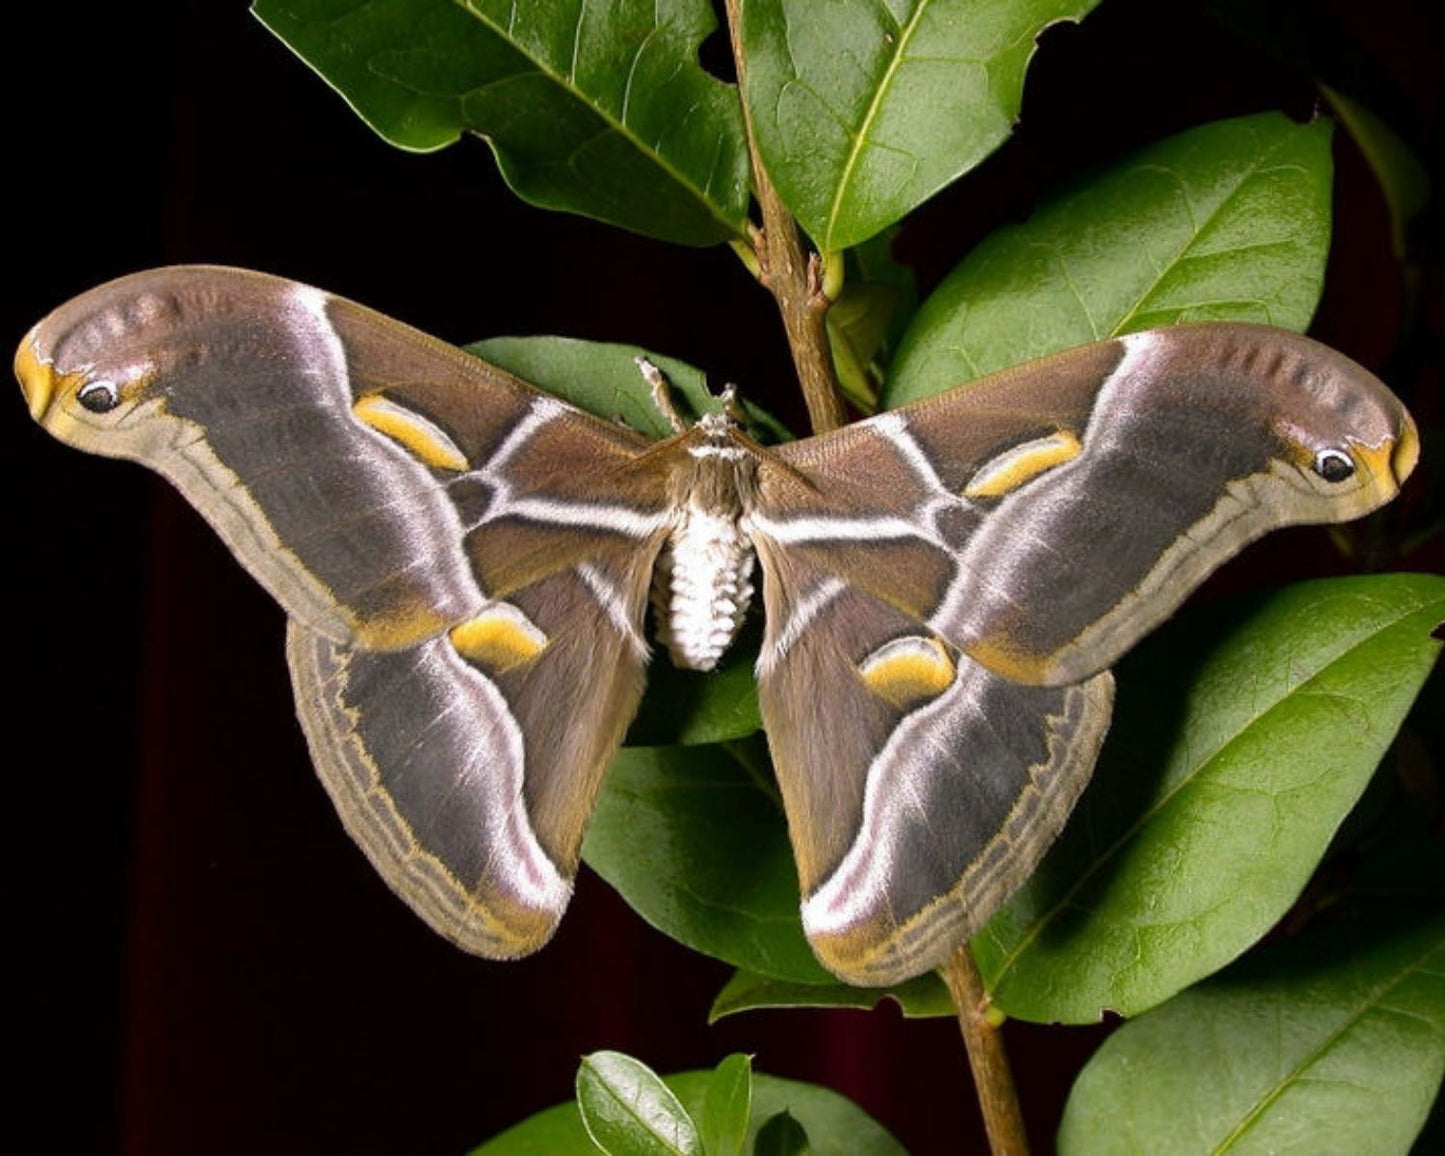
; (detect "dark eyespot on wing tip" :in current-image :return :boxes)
[77,380,120,413]
[1314,448,1355,483]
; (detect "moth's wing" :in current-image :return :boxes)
[286,531,662,956]
[17,265,673,956]
[747,533,1112,986]
[766,324,1417,686]
[14,264,656,650]
[750,323,1414,982]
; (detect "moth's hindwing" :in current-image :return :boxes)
[752,564,1113,985]
[286,562,658,954]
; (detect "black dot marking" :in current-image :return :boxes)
[77,381,119,413]
[1314,448,1355,483]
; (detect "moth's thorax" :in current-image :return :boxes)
[651,421,758,671]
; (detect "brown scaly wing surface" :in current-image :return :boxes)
[747,324,1415,983]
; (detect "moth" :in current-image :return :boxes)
[15,267,1417,986]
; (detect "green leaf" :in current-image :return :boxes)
[826,283,898,411]
[584,741,834,984]
[1323,86,1431,260]
[825,231,919,411]
[886,112,1334,405]
[470,337,791,444]
[576,1051,702,1156]
[474,1069,905,1155]
[754,1111,811,1156]
[252,0,749,245]
[974,574,1445,1023]
[847,230,920,362]
[1057,910,1445,1155]
[628,628,764,747]
[701,1055,753,1156]
[688,1074,903,1156]
[710,970,955,1021]
[742,0,1100,251]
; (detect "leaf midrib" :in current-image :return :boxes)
[453,0,742,233]
[1211,932,1445,1153]
[582,1056,698,1155]
[987,594,1433,994]
[822,0,930,248]
[1109,139,1307,335]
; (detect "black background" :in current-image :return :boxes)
[5,2,1439,1153]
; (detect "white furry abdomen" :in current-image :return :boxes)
[652,505,755,670]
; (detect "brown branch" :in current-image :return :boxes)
[724,0,848,434]
[940,943,1030,1155]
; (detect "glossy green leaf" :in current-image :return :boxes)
[700,1054,753,1156]
[470,337,791,444]
[710,969,954,1021]
[754,1111,811,1156]
[474,1069,905,1155]
[742,0,1100,250]
[886,112,1333,405]
[974,575,1445,1024]
[584,741,833,984]
[627,628,764,748]
[576,1051,701,1156]
[252,0,748,245]
[1058,910,1445,1155]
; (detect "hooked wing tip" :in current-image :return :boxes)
[1393,412,1420,488]
[14,330,54,422]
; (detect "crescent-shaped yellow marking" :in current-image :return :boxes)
[354,394,469,473]
[450,604,549,673]
[859,635,956,710]
[964,429,1082,499]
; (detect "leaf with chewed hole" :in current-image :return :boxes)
[253,0,748,245]
[741,0,1101,250]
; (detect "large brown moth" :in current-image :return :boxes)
[15,266,1417,985]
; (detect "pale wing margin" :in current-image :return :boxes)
[800,656,1113,986]
[287,621,574,957]
[752,547,1114,986]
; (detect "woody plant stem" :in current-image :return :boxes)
[723,0,847,435]
[723,4,1030,1152]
